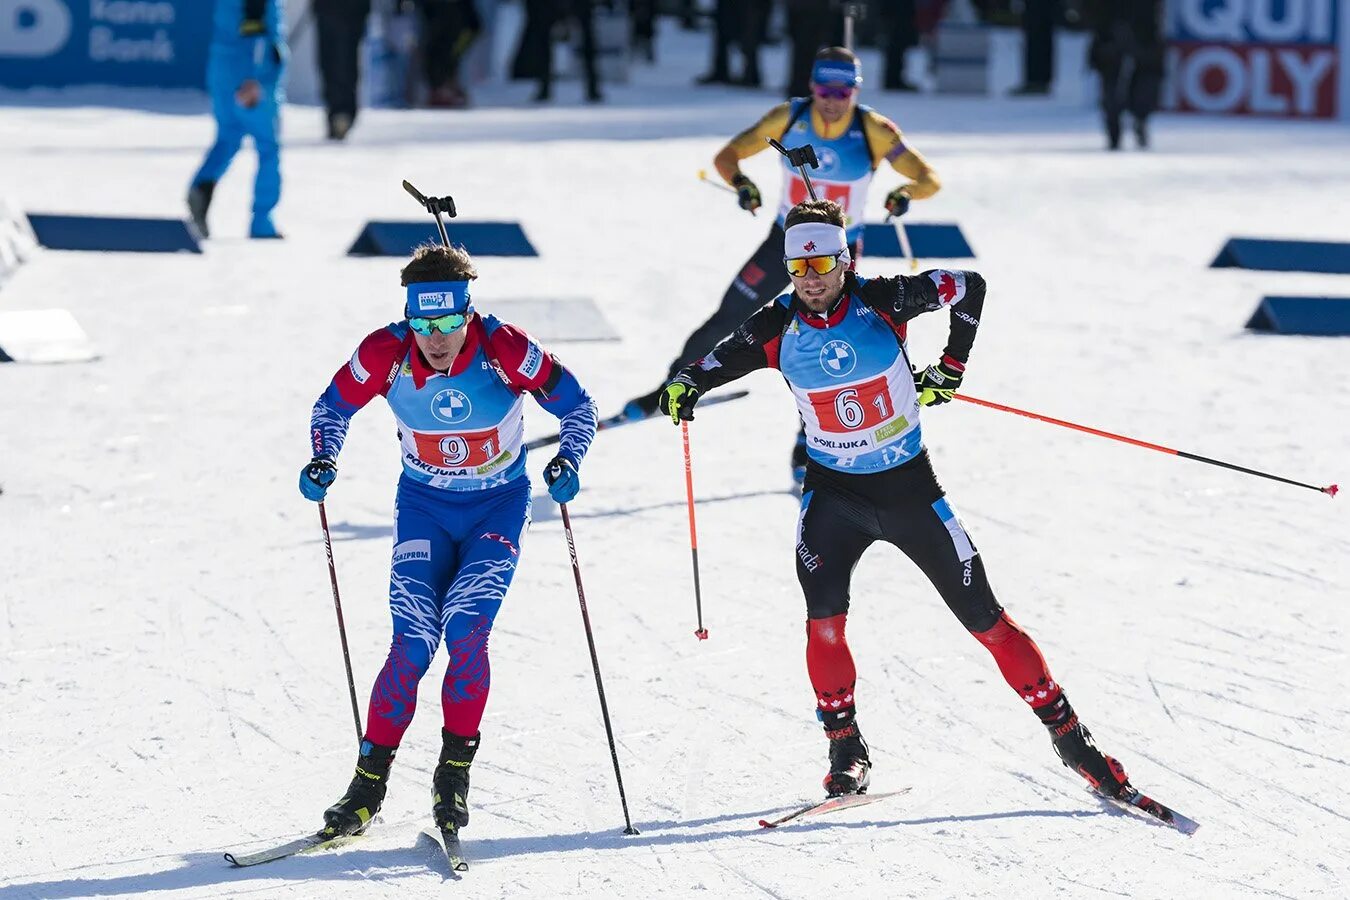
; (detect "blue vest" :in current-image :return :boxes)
[774,100,876,242]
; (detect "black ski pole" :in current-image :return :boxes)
[403,179,457,248]
[768,138,820,200]
[552,471,640,835]
[318,501,364,745]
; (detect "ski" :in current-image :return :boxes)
[434,825,469,872]
[223,830,364,867]
[524,390,750,451]
[1098,786,1200,834]
[758,788,911,829]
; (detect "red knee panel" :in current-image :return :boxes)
[807,614,857,712]
[971,613,1062,709]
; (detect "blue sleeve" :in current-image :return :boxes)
[309,383,358,461]
[534,366,598,469]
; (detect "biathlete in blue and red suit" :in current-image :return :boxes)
[299,243,598,840]
[660,200,1135,802]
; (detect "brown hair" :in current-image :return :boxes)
[815,46,859,66]
[399,243,477,285]
[784,199,846,230]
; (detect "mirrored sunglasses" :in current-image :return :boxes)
[407,313,468,336]
[785,252,845,277]
[812,84,856,100]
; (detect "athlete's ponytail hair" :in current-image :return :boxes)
[784,199,846,230]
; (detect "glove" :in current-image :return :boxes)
[731,173,761,214]
[299,457,338,502]
[914,358,964,406]
[544,456,580,503]
[884,187,911,219]
[659,379,701,424]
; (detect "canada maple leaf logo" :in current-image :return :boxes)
[937,272,957,303]
[803,240,816,252]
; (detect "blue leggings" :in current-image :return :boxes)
[364,476,530,745]
[191,57,283,233]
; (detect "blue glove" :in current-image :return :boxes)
[544,456,580,504]
[299,457,337,502]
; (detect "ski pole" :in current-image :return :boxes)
[954,394,1338,498]
[553,488,640,836]
[886,211,920,273]
[696,169,738,196]
[318,501,365,745]
[403,179,456,248]
[768,137,820,201]
[682,421,710,640]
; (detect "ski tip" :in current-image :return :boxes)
[223,852,240,866]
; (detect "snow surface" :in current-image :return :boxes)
[2,21,1349,900]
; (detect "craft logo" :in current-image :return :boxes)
[431,388,472,425]
[1165,0,1340,118]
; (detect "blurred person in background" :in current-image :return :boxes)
[882,0,920,91]
[415,0,482,108]
[517,0,603,103]
[187,0,288,240]
[785,0,845,97]
[695,0,771,87]
[623,47,941,484]
[1086,0,1162,149]
[315,0,370,140]
[1011,0,1057,94]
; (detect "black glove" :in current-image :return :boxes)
[884,187,911,218]
[659,379,701,423]
[914,358,964,406]
[731,173,762,213]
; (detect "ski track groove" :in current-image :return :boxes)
[1145,669,1177,724]
[1127,746,1297,836]
[707,848,787,899]
[1186,711,1350,769]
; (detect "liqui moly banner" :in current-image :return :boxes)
[1164,0,1350,119]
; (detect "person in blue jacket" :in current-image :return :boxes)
[187,0,287,240]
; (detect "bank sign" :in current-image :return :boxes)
[0,0,212,89]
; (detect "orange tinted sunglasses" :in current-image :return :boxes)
[785,252,845,277]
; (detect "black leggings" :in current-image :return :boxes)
[795,452,1004,632]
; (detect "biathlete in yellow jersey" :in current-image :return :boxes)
[625,46,941,481]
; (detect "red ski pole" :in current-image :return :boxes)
[682,421,710,640]
[954,394,1337,498]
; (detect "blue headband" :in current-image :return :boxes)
[405,280,472,317]
[811,59,862,87]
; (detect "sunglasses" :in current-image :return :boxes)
[812,84,856,100]
[785,252,846,277]
[407,313,468,336]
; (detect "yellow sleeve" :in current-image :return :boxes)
[863,110,941,201]
[724,103,793,161]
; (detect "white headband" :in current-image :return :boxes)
[784,222,849,261]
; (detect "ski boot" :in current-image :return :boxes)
[823,717,871,796]
[186,180,214,239]
[621,386,663,423]
[322,740,396,837]
[1040,697,1131,799]
[432,730,480,832]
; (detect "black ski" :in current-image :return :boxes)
[435,825,469,872]
[1098,786,1200,834]
[224,830,364,867]
[758,788,911,828]
[525,390,749,451]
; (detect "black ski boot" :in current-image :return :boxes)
[823,714,871,796]
[322,740,396,837]
[432,730,480,831]
[1038,696,1131,799]
[186,180,215,239]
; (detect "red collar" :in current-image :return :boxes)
[795,293,851,329]
[409,314,484,389]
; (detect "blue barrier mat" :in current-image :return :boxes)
[1246,296,1350,336]
[348,221,538,257]
[28,214,201,254]
[1211,238,1350,274]
[861,223,974,259]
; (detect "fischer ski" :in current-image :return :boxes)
[758,788,911,829]
[224,830,364,867]
[1097,787,1199,834]
[434,825,469,872]
[525,390,749,451]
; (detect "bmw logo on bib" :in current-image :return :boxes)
[431,388,473,424]
[820,340,856,378]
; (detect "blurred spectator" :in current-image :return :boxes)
[785,0,844,97]
[631,0,656,61]
[1012,0,1057,94]
[696,1,770,87]
[516,0,603,102]
[414,0,481,108]
[315,0,370,139]
[1086,0,1162,149]
[882,0,919,90]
